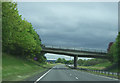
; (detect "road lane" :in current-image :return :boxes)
[35,64,118,82]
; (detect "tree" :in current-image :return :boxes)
[65,60,73,64]
[56,58,62,63]
[2,2,46,63]
[78,59,84,66]
[108,32,120,63]
[61,58,66,63]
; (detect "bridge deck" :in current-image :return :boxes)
[42,47,109,59]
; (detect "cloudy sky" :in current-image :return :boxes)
[17,2,118,60]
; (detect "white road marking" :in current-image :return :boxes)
[34,68,52,83]
[75,77,78,80]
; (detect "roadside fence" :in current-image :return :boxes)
[66,64,120,79]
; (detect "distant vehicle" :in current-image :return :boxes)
[107,42,113,52]
[68,64,74,67]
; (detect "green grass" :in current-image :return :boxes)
[78,62,112,70]
[107,67,119,72]
[2,53,56,81]
[77,62,119,79]
[94,62,112,67]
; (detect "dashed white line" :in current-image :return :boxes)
[75,77,78,80]
[34,68,52,83]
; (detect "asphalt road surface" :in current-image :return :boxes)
[33,64,119,83]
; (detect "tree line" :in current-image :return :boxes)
[2,2,46,63]
[55,58,74,64]
[108,32,120,63]
[55,58,109,66]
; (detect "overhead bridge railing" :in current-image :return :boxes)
[42,45,107,54]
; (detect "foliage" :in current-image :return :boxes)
[55,58,62,63]
[108,32,120,63]
[2,2,45,63]
[65,60,74,64]
[77,59,109,66]
[55,58,74,64]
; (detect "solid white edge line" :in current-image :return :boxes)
[34,68,52,83]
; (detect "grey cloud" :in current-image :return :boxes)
[17,2,118,50]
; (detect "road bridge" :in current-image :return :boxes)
[41,46,109,69]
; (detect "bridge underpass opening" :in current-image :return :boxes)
[45,53,92,68]
[42,46,108,68]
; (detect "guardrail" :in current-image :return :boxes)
[66,64,120,79]
[43,45,107,53]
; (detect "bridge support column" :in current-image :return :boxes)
[74,55,78,69]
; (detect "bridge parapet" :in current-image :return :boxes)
[43,45,107,54]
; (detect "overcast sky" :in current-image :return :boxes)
[17,2,118,60]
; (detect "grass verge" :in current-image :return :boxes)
[2,53,56,81]
[78,62,112,70]
[77,62,119,79]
